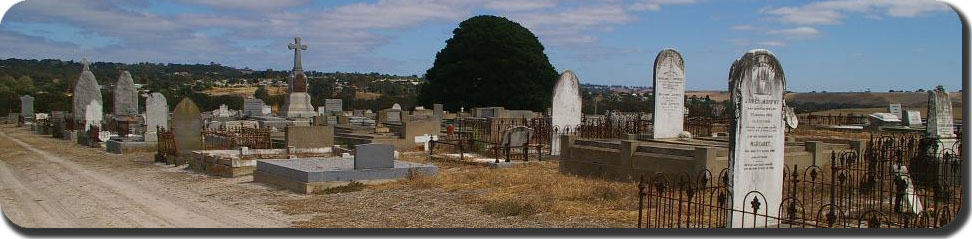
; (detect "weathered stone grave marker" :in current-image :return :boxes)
[652,48,686,139]
[144,92,168,142]
[903,110,922,127]
[113,71,138,117]
[727,49,786,228]
[243,98,266,117]
[172,98,203,155]
[324,99,342,113]
[20,95,33,121]
[551,70,582,155]
[888,103,903,119]
[72,58,103,131]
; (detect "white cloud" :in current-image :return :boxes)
[484,0,557,12]
[768,27,821,37]
[730,24,762,31]
[629,0,697,11]
[760,0,951,25]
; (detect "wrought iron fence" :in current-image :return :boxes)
[202,125,272,150]
[798,113,869,126]
[637,135,961,228]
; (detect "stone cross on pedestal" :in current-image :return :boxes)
[288,37,308,73]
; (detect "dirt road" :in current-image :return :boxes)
[0,126,292,228]
[0,125,624,228]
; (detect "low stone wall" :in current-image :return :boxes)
[105,139,157,154]
[186,148,334,178]
[559,135,863,181]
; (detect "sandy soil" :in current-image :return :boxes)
[0,126,625,228]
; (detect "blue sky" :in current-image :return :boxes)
[0,0,961,92]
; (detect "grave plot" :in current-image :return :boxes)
[187,147,337,178]
[429,117,549,166]
[254,144,436,194]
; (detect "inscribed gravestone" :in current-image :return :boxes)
[20,95,33,120]
[433,104,444,118]
[551,70,582,155]
[144,92,168,142]
[903,110,922,127]
[727,49,786,228]
[84,101,103,130]
[888,104,903,119]
[392,103,402,110]
[502,126,532,148]
[243,99,266,117]
[926,86,955,139]
[72,58,103,124]
[172,98,203,155]
[113,71,139,117]
[385,110,402,122]
[652,49,686,139]
[325,99,343,113]
[354,144,395,169]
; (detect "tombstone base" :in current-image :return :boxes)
[106,139,157,154]
[255,158,436,194]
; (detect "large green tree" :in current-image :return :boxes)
[418,15,558,111]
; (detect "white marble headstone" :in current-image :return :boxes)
[551,70,582,155]
[888,103,903,119]
[144,92,168,142]
[727,49,786,228]
[652,49,686,139]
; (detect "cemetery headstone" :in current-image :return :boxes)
[280,37,316,118]
[84,101,103,131]
[20,95,33,121]
[433,104,444,118]
[72,58,103,125]
[243,99,266,117]
[727,49,786,228]
[113,71,139,117]
[926,86,955,139]
[172,98,203,155]
[325,99,343,113]
[392,103,402,110]
[551,70,582,155]
[354,144,395,169]
[903,110,922,127]
[144,93,168,142]
[888,104,903,119]
[652,48,686,139]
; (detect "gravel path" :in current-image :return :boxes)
[0,126,625,228]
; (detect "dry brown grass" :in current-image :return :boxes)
[382,152,640,224]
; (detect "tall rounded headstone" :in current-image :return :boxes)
[144,93,168,142]
[113,71,139,117]
[172,98,203,155]
[652,48,686,139]
[72,58,103,125]
[727,49,786,228]
[20,95,34,120]
[551,70,582,155]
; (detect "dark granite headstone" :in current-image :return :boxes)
[354,144,394,170]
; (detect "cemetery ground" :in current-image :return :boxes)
[0,125,630,228]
